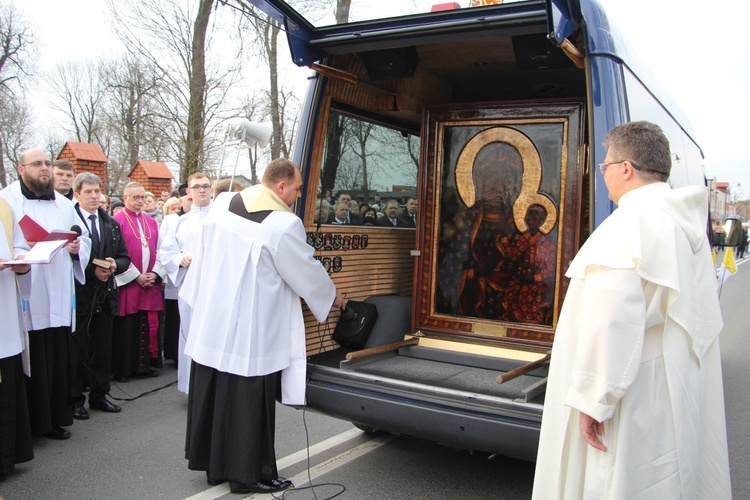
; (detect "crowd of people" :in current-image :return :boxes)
[1,121,730,498]
[0,149,333,495]
[314,191,418,228]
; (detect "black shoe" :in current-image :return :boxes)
[141,369,159,378]
[82,385,91,392]
[89,398,121,413]
[228,480,291,494]
[45,426,71,440]
[113,375,130,383]
[206,473,222,486]
[263,477,293,489]
[73,404,89,420]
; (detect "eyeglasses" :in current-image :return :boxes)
[190,184,211,191]
[21,160,53,168]
[127,195,147,200]
[597,159,645,175]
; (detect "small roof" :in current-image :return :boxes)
[129,160,174,180]
[60,142,108,163]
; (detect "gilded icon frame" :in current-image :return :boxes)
[413,101,584,346]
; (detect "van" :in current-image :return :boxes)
[245,0,708,460]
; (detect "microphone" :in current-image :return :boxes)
[71,224,82,236]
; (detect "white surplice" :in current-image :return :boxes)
[181,188,336,405]
[0,200,31,360]
[159,213,181,301]
[0,182,90,331]
[533,183,731,499]
[160,203,211,393]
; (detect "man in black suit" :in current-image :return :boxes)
[326,193,362,224]
[71,173,131,418]
[375,199,411,227]
[397,197,417,228]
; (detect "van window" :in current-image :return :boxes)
[319,109,419,224]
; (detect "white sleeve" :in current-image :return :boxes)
[115,263,141,287]
[274,219,336,323]
[159,216,187,285]
[563,265,646,422]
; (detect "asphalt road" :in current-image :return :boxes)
[1,255,749,499]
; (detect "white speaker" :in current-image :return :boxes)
[223,119,273,148]
[243,121,273,148]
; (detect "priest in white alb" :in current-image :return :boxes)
[0,148,90,441]
[159,173,213,393]
[532,122,731,499]
[180,159,346,495]
[0,196,33,479]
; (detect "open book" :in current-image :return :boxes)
[5,239,69,265]
[19,215,78,243]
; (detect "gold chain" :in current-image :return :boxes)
[122,209,152,247]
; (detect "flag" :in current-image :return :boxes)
[717,249,737,285]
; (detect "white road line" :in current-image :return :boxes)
[182,427,379,500]
[245,433,396,499]
[277,427,363,470]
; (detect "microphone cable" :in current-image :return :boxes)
[273,225,347,499]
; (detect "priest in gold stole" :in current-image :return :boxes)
[181,159,346,495]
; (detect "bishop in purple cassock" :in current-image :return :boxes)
[112,182,166,381]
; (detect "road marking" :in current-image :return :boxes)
[249,434,396,499]
[183,427,387,500]
[277,427,363,470]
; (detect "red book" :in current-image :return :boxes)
[19,215,78,244]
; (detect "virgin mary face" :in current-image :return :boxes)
[473,142,523,213]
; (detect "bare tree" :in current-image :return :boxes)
[0,2,38,185]
[101,57,160,167]
[0,2,37,95]
[239,11,285,159]
[48,61,107,144]
[97,54,169,194]
[0,93,32,186]
[346,120,375,199]
[321,113,350,195]
[184,0,214,180]
[276,88,300,159]
[232,93,265,184]
[107,0,244,182]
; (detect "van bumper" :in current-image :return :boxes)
[304,364,542,461]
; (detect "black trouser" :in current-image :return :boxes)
[112,311,153,377]
[26,328,73,434]
[71,310,114,405]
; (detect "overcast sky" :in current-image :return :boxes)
[26,0,750,195]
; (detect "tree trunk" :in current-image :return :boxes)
[267,19,282,160]
[336,0,351,24]
[321,115,345,196]
[0,136,6,188]
[183,0,213,180]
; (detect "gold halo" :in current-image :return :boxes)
[455,126,557,234]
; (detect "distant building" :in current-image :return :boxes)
[128,160,175,196]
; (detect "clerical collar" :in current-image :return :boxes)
[190,203,212,212]
[19,178,56,201]
[124,207,142,217]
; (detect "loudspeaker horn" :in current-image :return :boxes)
[223,119,273,148]
[243,121,273,148]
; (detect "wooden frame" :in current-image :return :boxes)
[414,101,584,346]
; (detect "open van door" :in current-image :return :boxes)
[229,0,709,461]
[546,0,581,44]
